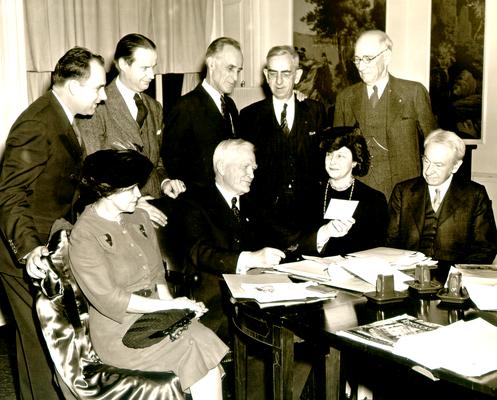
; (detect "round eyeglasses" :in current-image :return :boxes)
[352,48,388,65]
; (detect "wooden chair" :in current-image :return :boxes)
[33,230,185,399]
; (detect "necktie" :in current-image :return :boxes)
[221,95,234,135]
[134,93,148,127]
[231,197,241,223]
[280,103,290,135]
[432,188,442,212]
[370,85,379,108]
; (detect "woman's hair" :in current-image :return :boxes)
[79,149,153,205]
[320,127,371,177]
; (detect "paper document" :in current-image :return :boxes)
[324,198,359,220]
[347,247,437,270]
[223,273,337,307]
[394,318,497,377]
[275,258,375,293]
[339,256,412,291]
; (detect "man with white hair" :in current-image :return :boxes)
[386,129,497,277]
[176,139,285,338]
[334,30,437,198]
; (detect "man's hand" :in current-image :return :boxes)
[245,247,286,270]
[161,179,186,199]
[137,196,168,227]
[26,245,50,279]
[294,89,308,102]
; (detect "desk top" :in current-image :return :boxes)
[232,291,497,397]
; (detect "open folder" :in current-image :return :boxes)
[223,273,337,308]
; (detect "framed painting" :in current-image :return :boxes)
[429,0,485,141]
[293,0,386,115]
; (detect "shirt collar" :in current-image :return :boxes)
[367,74,389,98]
[215,182,240,209]
[428,175,453,200]
[202,79,223,113]
[51,90,74,124]
[116,76,139,102]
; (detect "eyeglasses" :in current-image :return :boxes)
[352,48,388,65]
[266,70,294,80]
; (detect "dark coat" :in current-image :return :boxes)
[76,79,166,197]
[162,84,239,188]
[298,179,388,256]
[239,96,329,229]
[0,91,83,275]
[334,74,437,197]
[386,177,497,264]
[175,185,261,335]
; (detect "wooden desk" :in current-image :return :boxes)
[231,292,497,400]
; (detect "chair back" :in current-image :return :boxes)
[34,229,184,399]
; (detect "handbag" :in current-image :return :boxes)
[122,309,196,349]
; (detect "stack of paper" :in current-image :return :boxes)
[347,247,437,270]
[339,314,497,377]
[394,318,497,377]
[223,273,337,308]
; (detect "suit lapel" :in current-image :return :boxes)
[438,180,463,225]
[352,84,367,128]
[48,93,84,160]
[385,75,404,133]
[106,80,143,149]
[408,178,428,235]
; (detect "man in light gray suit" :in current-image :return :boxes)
[334,30,437,198]
[77,33,184,224]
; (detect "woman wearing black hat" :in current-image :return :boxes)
[68,149,227,399]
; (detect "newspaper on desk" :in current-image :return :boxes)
[447,264,497,310]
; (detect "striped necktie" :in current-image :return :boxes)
[280,103,289,134]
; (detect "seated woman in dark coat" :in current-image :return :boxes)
[299,127,388,256]
[68,149,228,399]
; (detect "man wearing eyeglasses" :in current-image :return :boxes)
[386,129,497,279]
[334,30,437,199]
[239,45,329,233]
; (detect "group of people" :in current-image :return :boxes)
[0,28,496,400]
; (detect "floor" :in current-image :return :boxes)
[0,324,17,400]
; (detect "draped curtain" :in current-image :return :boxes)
[23,0,222,101]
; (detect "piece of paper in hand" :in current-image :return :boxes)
[324,198,359,220]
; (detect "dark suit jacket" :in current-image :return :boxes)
[175,185,261,335]
[334,75,437,197]
[162,84,239,188]
[239,96,329,228]
[0,91,83,277]
[298,180,388,256]
[76,79,166,197]
[386,177,497,264]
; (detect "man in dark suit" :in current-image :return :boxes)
[386,129,497,278]
[239,45,329,231]
[334,30,437,198]
[162,37,243,189]
[176,139,285,338]
[0,47,106,399]
[77,33,184,226]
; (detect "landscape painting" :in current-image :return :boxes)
[293,0,386,116]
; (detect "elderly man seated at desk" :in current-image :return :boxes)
[386,129,497,278]
[176,139,286,339]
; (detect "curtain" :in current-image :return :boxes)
[23,0,222,101]
[0,0,28,156]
